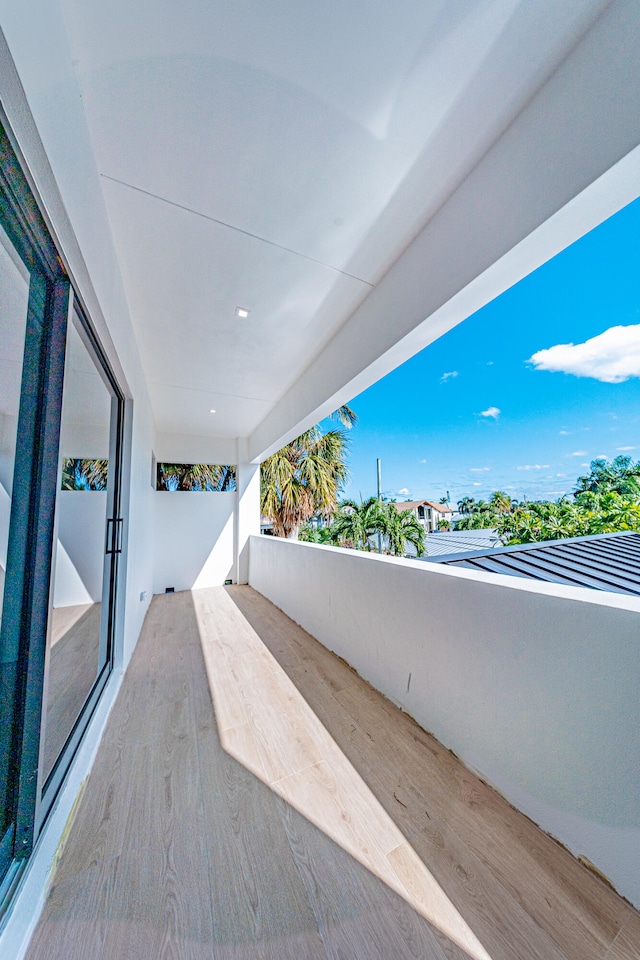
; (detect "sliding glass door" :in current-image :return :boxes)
[0,217,39,882]
[0,116,125,899]
[39,309,124,816]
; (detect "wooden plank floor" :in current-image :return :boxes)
[25,587,639,960]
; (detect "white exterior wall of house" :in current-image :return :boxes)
[153,492,236,594]
[0,1,640,954]
[151,434,260,591]
[250,535,640,907]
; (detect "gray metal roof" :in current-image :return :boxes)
[422,529,500,557]
[423,531,640,596]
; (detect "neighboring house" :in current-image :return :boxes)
[260,515,275,535]
[394,499,453,533]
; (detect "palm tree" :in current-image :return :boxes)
[298,522,342,545]
[332,497,385,551]
[261,426,349,538]
[489,490,512,513]
[329,404,358,428]
[383,503,426,557]
[260,405,356,538]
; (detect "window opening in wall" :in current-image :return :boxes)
[156,463,236,491]
[61,458,108,491]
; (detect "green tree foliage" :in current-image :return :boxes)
[489,490,513,513]
[156,463,236,491]
[297,523,341,545]
[331,497,384,551]
[494,492,640,544]
[454,499,500,530]
[326,498,426,556]
[383,503,426,557]
[574,455,640,497]
[451,459,640,544]
[260,422,351,538]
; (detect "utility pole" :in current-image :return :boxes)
[377,458,383,553]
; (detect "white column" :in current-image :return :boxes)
[235,438,260,584]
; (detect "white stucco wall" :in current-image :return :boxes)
[250,535,640,908]
[153,492,235,593]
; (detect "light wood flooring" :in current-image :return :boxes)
[25,587,639,960]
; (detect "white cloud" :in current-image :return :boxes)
[419,458,428,463]
[470,467,490,473]
[556,473,566,478]
[397,487,410,496]
[440,371,458,383]
[596,453,608,459]
[617,446,636,451]
[472,482,482,486]
[528,324,640,383]
[486,361,494,366]
[569,450,587,456]
[480,406,500,419]
[517,464,550,471]
[581,462,589,467]
[559,430,569,435]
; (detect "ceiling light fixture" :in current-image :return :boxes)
[235,306,250,319]
[209,408,216,413]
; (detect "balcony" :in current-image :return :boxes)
[1,3,640,955]
[24,565,639,959]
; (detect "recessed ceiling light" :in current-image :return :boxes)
[235,306,250,319]
[209,408,216,413]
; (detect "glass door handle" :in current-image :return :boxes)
[115,518,123,554]
[106,518,123,555]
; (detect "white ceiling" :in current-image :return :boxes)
[59,0,610,442]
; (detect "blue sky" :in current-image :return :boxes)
[338,197,640,507]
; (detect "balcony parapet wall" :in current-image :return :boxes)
[249,535,640,908]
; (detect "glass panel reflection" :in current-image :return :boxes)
[41,315,113,783]
[0,223,30,846]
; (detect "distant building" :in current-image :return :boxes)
[394,500,453,533]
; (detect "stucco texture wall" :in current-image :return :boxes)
[250,535,640,907]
